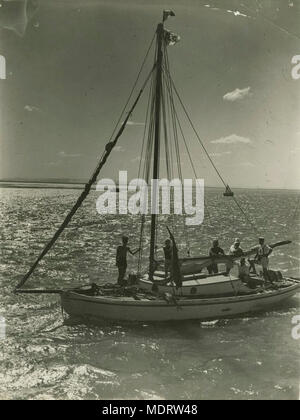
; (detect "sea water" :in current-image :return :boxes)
[0,187,299,400]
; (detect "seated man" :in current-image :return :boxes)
[248,258,257,275]
[237,257,250,283]
[237,258,262,289]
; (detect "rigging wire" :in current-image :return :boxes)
[137,44,159,272]
[163,44,217,244]
[162,64,208,251]
[138,39,158,182]
[108,32,156,143]
[167,74,228,188]
[162,57,176,235]
[137,58,157,273]
[241,3,300,41]
[16,62,156,289]
[162,44,191,253]
[165,69,260,236]
[165,87,190,252]
[161,75,176,236]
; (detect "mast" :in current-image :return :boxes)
[149,18,164,280]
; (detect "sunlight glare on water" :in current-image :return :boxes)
[0,187,299,400]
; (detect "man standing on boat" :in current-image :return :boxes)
[208,239,225,274]
[116,236,139,285]
[225,238,244,274]
[163,239,172,279]
[255,237,272,280]
[229,238,244,257]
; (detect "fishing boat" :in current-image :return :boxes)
[15,11,299,322]
[58,277,299,322]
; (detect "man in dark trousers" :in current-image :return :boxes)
[163,239,172,279]
[208,239,225,274]
[116,236,139,285]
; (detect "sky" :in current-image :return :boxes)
[0,0,299,189]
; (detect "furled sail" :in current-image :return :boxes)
[154,240,292,277]
[15,71,154,290]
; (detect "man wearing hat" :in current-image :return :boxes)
[256,237,272,274]
[208,239,225,274]
[249,237,272,280]
[229,238,244,257]
[116,235,140,285]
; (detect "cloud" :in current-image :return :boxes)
[223,87,252,102]
[58,151,81,158]
[290,147,300,155]
[204,5,220,11]
[24,104,40,112]
[112,145,125,153]
[226,10,249,18]
[210,151,232,157]
[211,134,252,144]
[204,5,251,18]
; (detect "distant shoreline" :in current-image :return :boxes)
[0,182,85,190]
[0,181,299,192]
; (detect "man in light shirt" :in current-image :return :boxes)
[229,238,244,257]
[257,236,272,268]
[250,237,273,281]
[225,238,244,274]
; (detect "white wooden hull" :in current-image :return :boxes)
[138,274,244,297]
[61,281,299,322]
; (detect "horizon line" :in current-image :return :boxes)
[0,179,299,191]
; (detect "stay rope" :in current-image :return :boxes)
[165,68,260,237]
[108,32,156,143]
[162,43,191,255]
[16,36,157,290]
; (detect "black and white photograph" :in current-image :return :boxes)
[0,0,299,401]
